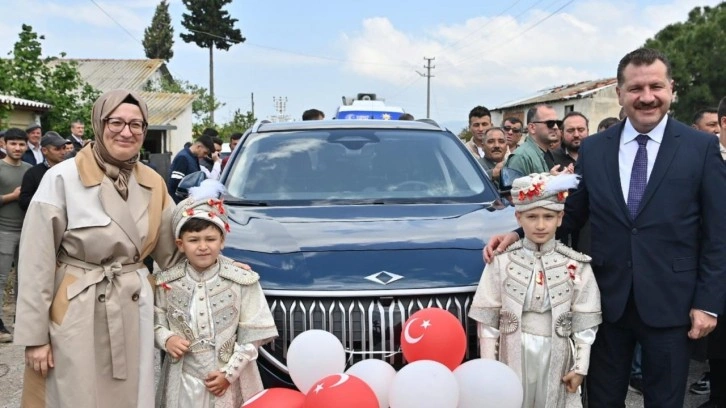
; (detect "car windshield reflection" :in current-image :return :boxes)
[225,129,491,204]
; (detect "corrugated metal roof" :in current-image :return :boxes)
[0,94,52,110]
[495,78,618,110]
[139,91,196,125]
[47,59,168,92]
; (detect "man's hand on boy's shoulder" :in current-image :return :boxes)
[165,335,190,359]
[483,231,520,263]
[205,371,231,397]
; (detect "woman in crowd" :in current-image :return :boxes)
[14,89,181,407]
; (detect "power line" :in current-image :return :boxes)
[452,0,576,68]
[88,0,141,44]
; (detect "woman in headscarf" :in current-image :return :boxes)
[14,90,181,407]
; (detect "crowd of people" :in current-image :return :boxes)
[1,46,725,408]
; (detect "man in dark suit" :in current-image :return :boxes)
[485,48,726,407]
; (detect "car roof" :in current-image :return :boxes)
[251,119,447,134]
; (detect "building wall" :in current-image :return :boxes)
[7,110,40,130]
[491,85,622,135]
[167,104,193,157]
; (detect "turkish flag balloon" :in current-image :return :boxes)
[242,388,305,408]
[303,374,378,408]
[400,308,466,370]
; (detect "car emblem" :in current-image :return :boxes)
[364,271,404,285]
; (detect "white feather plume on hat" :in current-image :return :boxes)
[511,172,580,211]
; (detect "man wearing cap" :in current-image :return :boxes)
[21,123,43,165]
[18,132,69,211]
[167,134,215,203]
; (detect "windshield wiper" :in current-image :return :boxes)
[223,199,269,206]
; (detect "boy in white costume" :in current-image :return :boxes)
[469,173,602,408]
[154,180,278,408]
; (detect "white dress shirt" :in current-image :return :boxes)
[28,142,43,164]
[618,115,668,201]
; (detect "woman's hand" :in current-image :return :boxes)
[205,371,231,397]
[25,344,54,378]
[165,335,190,359]
[562,371,584,393]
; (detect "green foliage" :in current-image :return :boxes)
[180,0,245,51]
[218,109,256,137]
[458,127,473,142]
[644,4,726,121]
[0,24,99,136]
[143,0,174,62]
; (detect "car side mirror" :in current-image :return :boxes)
[499,167,524,194]
[175,171,207,200]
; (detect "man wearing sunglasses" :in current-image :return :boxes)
[502,117,524,153]
[505,104,570,176]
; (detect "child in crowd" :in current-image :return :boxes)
[469,173,602,408]
[154,180,278,408]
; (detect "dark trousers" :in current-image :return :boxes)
[711,358,726,401]
[587,296,690,408]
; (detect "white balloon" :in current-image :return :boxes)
[453,358,523,408]
[389,360,459,408]
[286,330,346,394]
[346,359,397,408]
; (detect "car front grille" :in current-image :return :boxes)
[261,290,478,373]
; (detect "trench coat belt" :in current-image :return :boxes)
[59,254,145,380]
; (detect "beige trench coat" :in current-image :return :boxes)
[14,146,180,408]
[469,240,602,408]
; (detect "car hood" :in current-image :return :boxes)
[223,203,518,291]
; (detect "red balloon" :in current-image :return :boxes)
[242,388,305,408]
[303,374,378,408]
[400,307,467,370]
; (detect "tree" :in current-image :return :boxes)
[219,108,256,136]
[143,0,174,62]
[644,4,726,121]
[0,24,98,135]
[180,0,244,125]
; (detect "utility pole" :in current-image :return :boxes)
[251,92,255,117]
[417,57,435,118]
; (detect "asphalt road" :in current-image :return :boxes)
[0,300,711,407]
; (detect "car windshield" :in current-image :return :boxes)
[225,129,493,204]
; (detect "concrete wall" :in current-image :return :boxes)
[166,104,193,157]
[7,110,41,130]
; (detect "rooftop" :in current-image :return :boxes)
[495,78,617,110]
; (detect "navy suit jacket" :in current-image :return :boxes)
[21,149,37,166]
[561,117,726,328]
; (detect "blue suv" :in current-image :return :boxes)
[219,119,518,387]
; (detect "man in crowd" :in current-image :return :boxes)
[0,128,32,342]
[465,106,492,159]
[597,117,620,132]
[552,112,589,168]
[222,132,243,170]
[200,136,223,180]
[67,120,86,152]
[21,123,43,165]
[502,117,524,153]
[505,104,565,175]
[18,132,68,211]
[487,48,726,408]
[698,96,726,408]
[167,135,215,203]
[692,108,720,135]
[478,127,507,188]
[302,109,325,121]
